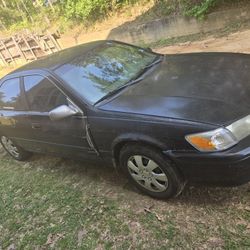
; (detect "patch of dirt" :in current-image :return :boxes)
[156,30,250,54]
[59,0,155,47]
[2,29,250,79]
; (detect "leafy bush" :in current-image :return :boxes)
[0,7,23,27]
[0,0,247,33]
[61,0,139,23]
[63,0,110,22]
[183,0,218,18]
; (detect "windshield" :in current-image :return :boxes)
[54,42,157,104]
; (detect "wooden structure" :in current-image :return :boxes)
[0,31,61,66]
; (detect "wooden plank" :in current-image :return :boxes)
[21,35,37,60]
[43,36,53,54]
[0,47,8,66]
[22,47,40,52]
[47,31,61,51]
[30,34,43,49]
[0,40,16,65]
[0,31,61,64]
[11,36,27,61]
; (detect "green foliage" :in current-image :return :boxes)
[0,0,41,30]
[0,0,139,31]
[63,0,112,23]
[0,7,23,27]
[61,0,140,24]
[183,0,218,19]
[0,0,247,33]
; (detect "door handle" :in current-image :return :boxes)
[31,123,41,129]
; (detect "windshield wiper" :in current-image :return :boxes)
[128,56,162,83]
[94,56,162,106]
[94,76,144,105]
[144,56,163,69]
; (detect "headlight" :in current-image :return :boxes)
[226,115,250,141]
[185,115,250,152]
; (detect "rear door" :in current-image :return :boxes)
[0,77,29,146]
[22,74,94,158]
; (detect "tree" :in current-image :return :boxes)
[46,0,55,12]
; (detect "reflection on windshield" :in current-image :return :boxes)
[54,42,156,103]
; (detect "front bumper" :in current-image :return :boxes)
[164,136,250,185]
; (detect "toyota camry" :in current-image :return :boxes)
[0,40,249,198]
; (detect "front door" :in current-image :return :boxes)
[22,74,94,158]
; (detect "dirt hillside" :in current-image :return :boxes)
[1,29,250,79]
[156,30,250,54]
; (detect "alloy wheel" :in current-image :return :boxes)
[1,136,20,158]
[127,155,168,192]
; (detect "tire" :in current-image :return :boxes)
[119,144,185,199]
[0,136,32,161]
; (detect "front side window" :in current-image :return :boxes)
[0,78,24,110]
[24,75,67,112]
[54,42,157,104]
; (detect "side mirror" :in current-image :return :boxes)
[49,105,79,121]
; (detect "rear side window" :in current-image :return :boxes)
[24,75,67,112]
[0,78,25,110]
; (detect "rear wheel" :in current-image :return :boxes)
[119,144,185,199]
[0,136,31,161]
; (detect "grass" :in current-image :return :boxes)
[0,146,249,249]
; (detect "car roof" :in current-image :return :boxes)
[6,40,106,77]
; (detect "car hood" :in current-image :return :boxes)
[99,53,250,126]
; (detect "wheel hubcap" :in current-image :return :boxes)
[127,155,168,192]
[1,136,20,158]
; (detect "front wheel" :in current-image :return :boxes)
[119,144,185,199]
[0,136,31,161]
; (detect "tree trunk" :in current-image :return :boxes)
[16,2,26,23]
[20,0,34,23]
[1,0,7,8]
[0,20,7,31]
[47,0,55,12]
